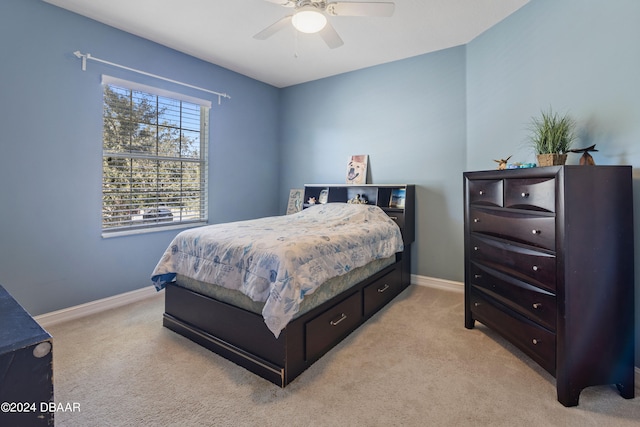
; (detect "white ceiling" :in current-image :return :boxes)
[43,0,529,88]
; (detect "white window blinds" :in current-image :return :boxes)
[101,76,209,235]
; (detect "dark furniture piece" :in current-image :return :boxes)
[163,184,415,387]
[463,166,635,407]
[0,285,54,426]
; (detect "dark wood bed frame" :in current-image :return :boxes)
[163,184,415,386]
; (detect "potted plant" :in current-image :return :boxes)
[528,108,576,166]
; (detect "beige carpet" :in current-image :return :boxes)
[47,285,639,426]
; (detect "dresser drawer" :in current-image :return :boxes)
[469,208,555,251]
[363,267,402,317]
[305,291,362,362]
[470,263,556,331]
[469,234,556,292]
[505,178,556,212]
[470,289,556,374]
[467,179,503,207]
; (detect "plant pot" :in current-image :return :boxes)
[537,153,567,167]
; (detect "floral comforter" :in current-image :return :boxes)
[151,203,403,337]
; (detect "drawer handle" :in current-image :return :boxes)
[473,302,482,307]
[330,313,347,326]
[532,265,539,271]
[377,284,390,293]
[532,229,541,235]
[532,338,541,345]
[473,218,480,223]
[474,274,482,279]
[521,192,529,198]
[532,303,542,309]
[473,246,479,251]
[388,216,398,220]
[479,190,485,195]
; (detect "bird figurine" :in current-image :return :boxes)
[494,155,512,170]
[569,144,598,165]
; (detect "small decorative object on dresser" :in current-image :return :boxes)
[528,108,576,166]
[493,155,512,170]
[568,144,598,165]
[464,166,634,407]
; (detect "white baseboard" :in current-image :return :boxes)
[33,276,640,384]
[412,274,464,293]
[411,274,640,383]
[35,285,162,328]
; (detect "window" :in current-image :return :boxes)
[101,76,209,235]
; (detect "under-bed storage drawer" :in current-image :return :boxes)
[363,267,402,317]
[305,291,362,362]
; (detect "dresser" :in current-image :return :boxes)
[0,285,54,426]
[463,166,635,407]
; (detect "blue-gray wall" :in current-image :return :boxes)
[0,0,280,313]
[1,0,638,366]
[279,48,467,283]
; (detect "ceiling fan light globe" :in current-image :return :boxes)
[292,9,327,33]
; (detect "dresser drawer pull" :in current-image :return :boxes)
[474,274,482,279]
[473,218,480,223]
[388,216,398,220]
[532,303,542,309]
[479,190,485,195]
[521,192,530,198]
[473,246,479,251]
[532,265,539,271]
[473,302,482,307]
[532,229,541,235]
[532,338,541,345]
[377,284,390,293]
[330,313,347,326]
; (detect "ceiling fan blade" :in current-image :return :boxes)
[327,2,395,17]
[318,22,344,49]
[253,15,293,40]
[264,0,296,6]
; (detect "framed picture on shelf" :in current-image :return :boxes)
[389,188,406,209]
[318,189,329,204]
[286,188,304,215]
[346,154,368,185]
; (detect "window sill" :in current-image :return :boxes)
[101,221,208,238]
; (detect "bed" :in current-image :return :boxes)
[152,184,415,386]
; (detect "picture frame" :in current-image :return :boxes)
[346,154,368,185]
[286,188,304,214]
[318,189,329,204]
[389,188,406,209]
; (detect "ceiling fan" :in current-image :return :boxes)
[254,0,395,49]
